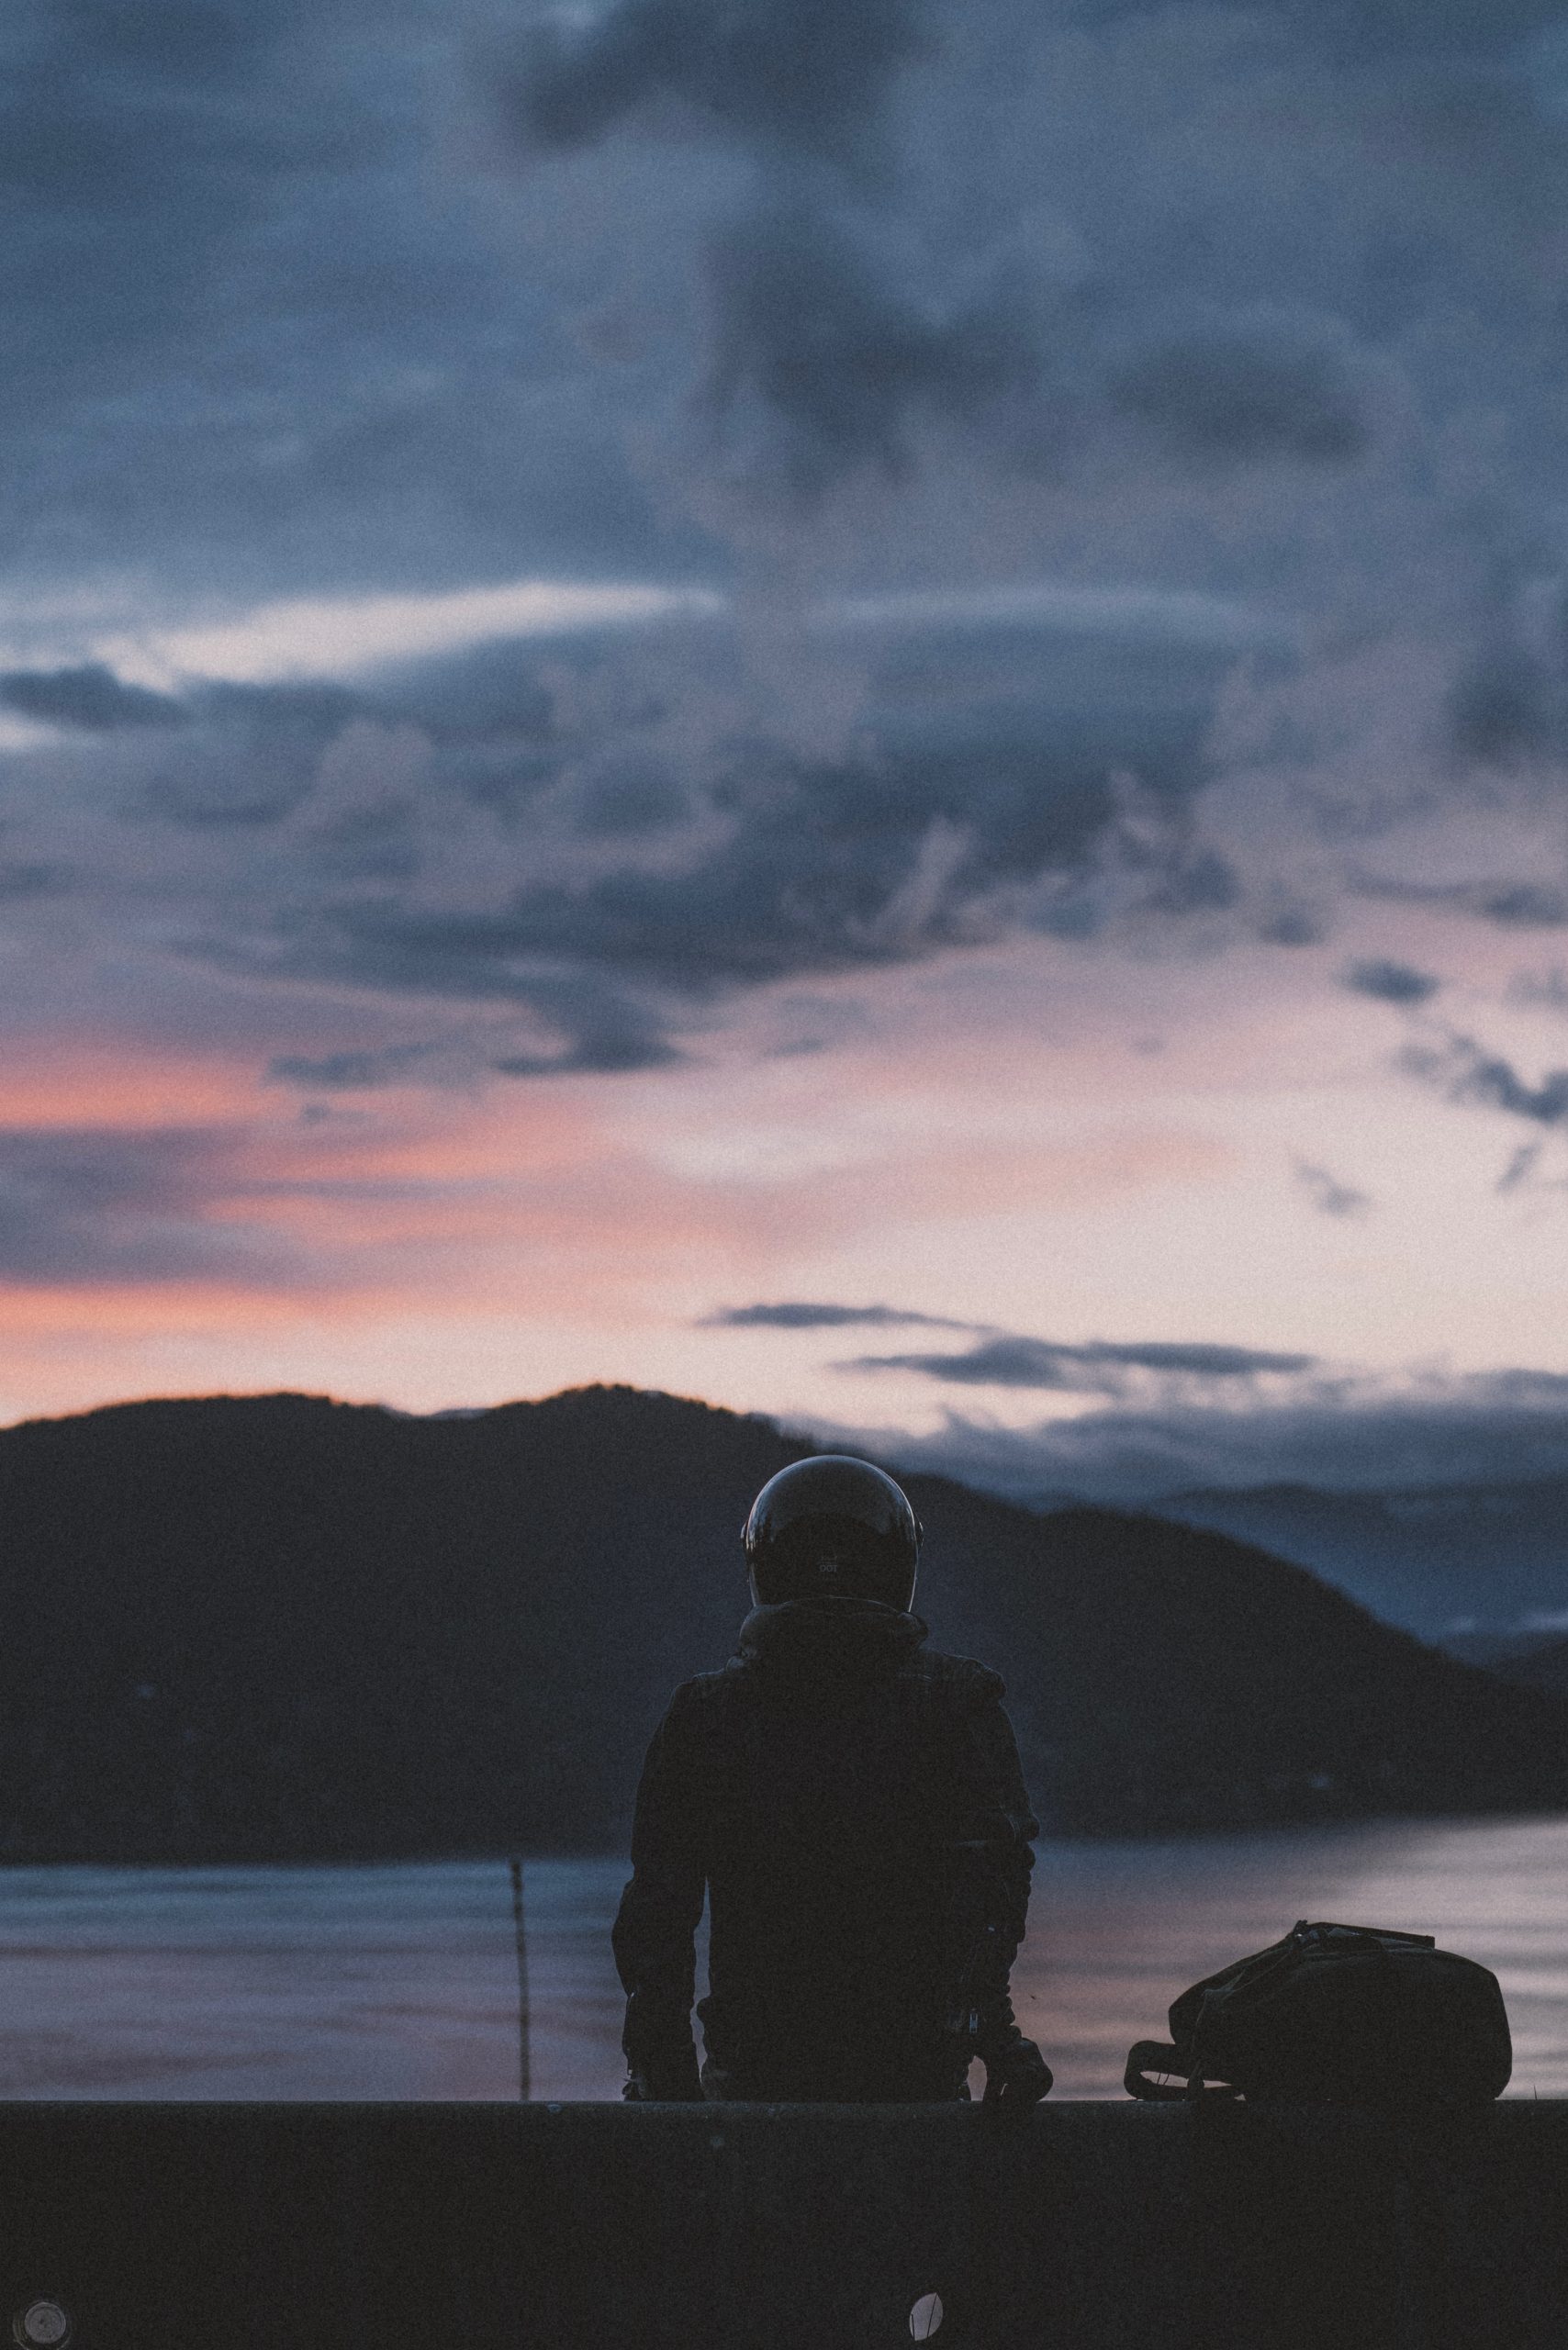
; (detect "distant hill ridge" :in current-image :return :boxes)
[1158,1477,1568,1639]
[0,1383,1561,1861]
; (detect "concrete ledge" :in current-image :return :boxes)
[0,2100,1560,2349]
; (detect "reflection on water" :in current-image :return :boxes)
[1020,1814,1568,2099]
[0,1814,1562,2098]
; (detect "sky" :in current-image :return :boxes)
[9,0,1568,1503]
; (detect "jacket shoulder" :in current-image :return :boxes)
[667,1667,734,1703]
[656,1664,750,1737]
[909,1645,1006,1709]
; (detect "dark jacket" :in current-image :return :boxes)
[612,1594,1039,2100]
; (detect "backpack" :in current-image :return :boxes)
[1124,1919,1512,2108]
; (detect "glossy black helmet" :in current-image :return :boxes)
[743,1455,922,1610]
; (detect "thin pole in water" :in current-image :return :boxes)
[509,1855,531,2101]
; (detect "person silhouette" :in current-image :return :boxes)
[613,1455,1051,2107]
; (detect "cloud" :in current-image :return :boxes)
[168,593,1222,1052]
[498,0,928,166]
[1447,645,1567,767]
[1497,1141,1542,1192]
[1292,0,1568,65]
[1403,1031,1568,1125]
[1508,966,1568,1012]
[1353,875,1568,931]
[704,1299,974,1329]
[0,666,187,732]
[113,582,724,688]
[1080,0,1563,56]
[1342,957,1439,1004]
[1,0,1561,645]
[0,1125,296,1285]
[839,1367,1568,1507]
[0,863,69,902]
[267,1045,442,1092]
[141,681,362,827]
[0,0,683,608]
[1111,311,1376,467]
[6,0,1568,1121]
[843,1332,1318,1394]
[491,1032,683,1078]
[319,806,955,996]
[1484,887,1568,928]
[0,555,1271,1090]
[702,206,1042,502]
[1295,1160,1372,1218]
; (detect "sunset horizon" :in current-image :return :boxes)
[6,0,1568,1550]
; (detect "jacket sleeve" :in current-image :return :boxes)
[954,1689,1039,2059]
[611,1684,709,2078]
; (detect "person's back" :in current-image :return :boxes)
[612,1457,1051,2108]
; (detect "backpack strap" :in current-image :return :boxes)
[1124,2039,1245,2103]
[1125,2041,1189,2101]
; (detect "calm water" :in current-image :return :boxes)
[0,1814,1563,2098]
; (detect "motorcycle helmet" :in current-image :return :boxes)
[742,1455,922,1610]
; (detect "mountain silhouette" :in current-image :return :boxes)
[1467,1631,1568,1705]
[1157,1479,1568,1639]
[0,1384,1560,1860]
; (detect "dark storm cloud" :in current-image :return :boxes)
[0,577,1257,1100]
[189,849,706,1076]
[833,1370,1568,1510]
[1294,1160,1372,1219]
[704,1300,974,1329]
[1403,1032,1568,1125]
[571,756,691,834]
[267,1044,441,1091]
[1483,887,1568,928]
[487,968,685,1075]
[1074,0,1567,77]
[844,1333,1317,1393]
[9,0,1568,1102]
[0,863,71,901]
[140,682,363,826]
[365,641,555,753]
[1353,875,1568,930]
[1257,905,1325,946]
[491,1031,682,1077]
[1342,957,1439,1004]
[501,0,927,164]
[0,0,687,603]
[0,666,187,732]
[703,207,1041,500]
[0,1125,297,1284]
[1283,0,1567,63]
[171,608,1221,1062]
[2,0,1562,630]
[319,774,1046,992]
[1141,848,1239,915]
[196,681,362,734]
[1111,313,1375,467]
[1448,645,1568,768]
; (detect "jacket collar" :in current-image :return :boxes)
[736,1595,929,1668]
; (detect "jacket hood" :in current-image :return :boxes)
[735,1595,930,1671]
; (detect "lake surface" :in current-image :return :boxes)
[0,1813,1562,2098]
